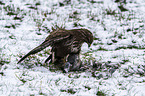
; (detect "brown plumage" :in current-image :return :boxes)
[17,28,93,72]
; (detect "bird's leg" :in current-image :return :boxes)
[44,54,52,63]
[67,53,81,71]
[52,52,55,63]
[53,57,71,73]
[44,52,55,63]
[63,62,71,73]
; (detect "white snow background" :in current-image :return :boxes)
[0,0,145,96]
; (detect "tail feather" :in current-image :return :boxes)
[17,41,50,64]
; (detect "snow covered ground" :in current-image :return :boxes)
[0,0,145,95]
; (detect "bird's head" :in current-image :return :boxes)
[80,29,93,47]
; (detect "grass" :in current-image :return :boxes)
[0,54,10,66]
[0,0,145,95]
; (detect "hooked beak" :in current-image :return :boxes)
[88,44,91,47]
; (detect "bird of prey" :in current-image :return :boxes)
[17,28,93,72]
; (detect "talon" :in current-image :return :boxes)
[63,62,71,73]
